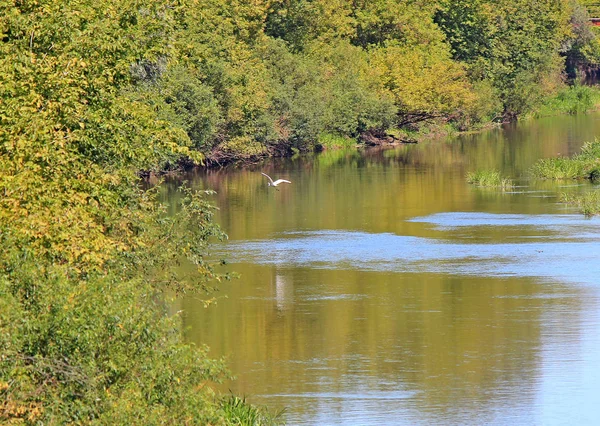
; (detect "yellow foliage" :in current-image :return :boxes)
[371,43,477,115]
[0,399,44,423]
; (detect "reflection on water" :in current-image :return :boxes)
[173,114,600,424]
[274,273,292,311]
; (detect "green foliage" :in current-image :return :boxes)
[371,40,477,122]
[1,264,226,424]
[466,170,514,189]
[350,0,439,48]
[170,0,276,158]
[104,0,595,160]
[0,0,273,423]
[434,0,492,63]
[578,138,600,159]
[260,38,396,150]
[312,41,397,136]
[131,66,223,152]
[562,0,600,71]
[262,0,505,138]
[220,395,283,425]
[582,0,600,17]
[265,0,354,49]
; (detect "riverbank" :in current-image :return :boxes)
[130,0,600,171]
[193,84,600,169]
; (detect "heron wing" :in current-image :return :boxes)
[261,172,274,184]
[273,179,291,185]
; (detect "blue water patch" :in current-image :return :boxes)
[408,212,600,231]
[215,213,600,285]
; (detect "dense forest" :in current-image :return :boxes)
[1,0,599,423]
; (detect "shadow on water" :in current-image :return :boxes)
[169,113,600,425]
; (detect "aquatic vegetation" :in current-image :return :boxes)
[532,139,600,215]
[579,139,600,161]
[530,139,600,180]
[530,157,589,179]
[466,170,513,189]
[561,190,600,216]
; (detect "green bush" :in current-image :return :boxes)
[261,38,396,151]
[158,67,223,151]
[317,133,357,150]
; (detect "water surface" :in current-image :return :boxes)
[170,114,600,425]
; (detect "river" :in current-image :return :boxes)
[166,114,600,425]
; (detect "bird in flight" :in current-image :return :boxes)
[261,172,291,190]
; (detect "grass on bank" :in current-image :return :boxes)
[529,157,590,179]
[466,170,514,189]
[221,395,284,425]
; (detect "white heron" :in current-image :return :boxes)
[261,172,291,189]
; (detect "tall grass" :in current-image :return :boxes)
[220,395,283,425]
[466,170,513,189]
[532,138,600,215]
[530,138,600,180]
[578,139,600,161]
[530,85,600,118]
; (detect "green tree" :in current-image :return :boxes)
[0,0,275,423]
[435,0,572,119]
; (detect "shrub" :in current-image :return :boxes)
[0,1,275,423]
